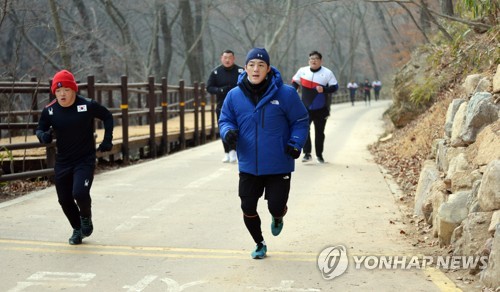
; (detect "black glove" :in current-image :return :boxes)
[286,144,301,159]
[220,86,231,94]
[36,129,53,144]
[97,141,113,152]
[225,129,238,148]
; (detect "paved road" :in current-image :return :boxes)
[0,101,460,291]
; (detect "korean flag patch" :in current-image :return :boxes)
[77,105,87,112]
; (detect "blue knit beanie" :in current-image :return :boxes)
[245,47,270,65]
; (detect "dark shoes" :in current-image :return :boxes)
[302,153,312,162]
[316,156,325,164]
[271,217,284,236]
[68,217,93,245]
[81,216,93,237]
[69,229,82,245]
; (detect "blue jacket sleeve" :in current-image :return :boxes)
[218,91,238,142]
[283,86,309,149]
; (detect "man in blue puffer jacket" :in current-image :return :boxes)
[219,47,309,259]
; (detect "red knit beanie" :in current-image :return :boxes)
[51,70,78,94]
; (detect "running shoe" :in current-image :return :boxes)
[229,150,237,163]
[81,216,93,237]
[317,156,325,164]
[222,153,230,163]
[302,153,312,162]
[251,243,267,259]
[69,229,82,245]
[271,217,283,236]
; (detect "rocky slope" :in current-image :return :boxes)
[370,26,499,291]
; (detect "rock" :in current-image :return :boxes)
[463,74,482,96]
[445,99,466,138]
[480,224,500,288]
[414,160,439,216]
[493,64,500,93]
[452,212,492,256]
[488,210,500,235]
[466,120,500,167]
[475,78,492,93]
[478,160,500,211]
[460,92,498,145]
[450,102,468,147]
[438,191,470,246]
[435,139,447,172]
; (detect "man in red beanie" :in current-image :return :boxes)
[36,69,114,245]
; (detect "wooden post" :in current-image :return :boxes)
[87,76,98,152]
[137,93,143,125]
[87,75,95,100]
[193,81,200,146]
[210,94,216,140]
[107,90,113,109]
[30,77,38,125]
[148,76,157,158]
[161,77,168,155]
[121,75,129,165]
[179,80,186,150]
[200,83,206,145]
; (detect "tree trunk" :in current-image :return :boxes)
[48,0,71,70]
[373,3,402,63]
[440,0,454,16]
[159,3,177,80]
[179,0,205,83]
[419,0,432,34]
[359,4,379,80]
[73,0,106,81]
[102,0,143,81]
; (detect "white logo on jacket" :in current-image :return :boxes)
[48,108,53,115]
[270,100,279,105]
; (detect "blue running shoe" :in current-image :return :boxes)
[251,243,267,259]
[271,217,283,236]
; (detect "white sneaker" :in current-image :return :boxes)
[222,153,230,163]
[229,150,237,163]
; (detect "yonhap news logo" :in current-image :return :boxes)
[317,245,489,280]
[317,245,349,280]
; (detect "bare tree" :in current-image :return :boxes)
[178,0,206,83]
[73,0,106,81]
[49,0,71,70]
[101,0,143,81]
[359,4,379,79]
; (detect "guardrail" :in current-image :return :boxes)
[0,76,217,182]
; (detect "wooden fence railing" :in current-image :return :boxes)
[0,75,217,182]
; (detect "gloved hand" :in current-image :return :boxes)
[36,129,53,144]
[97,141,113,152]
[285,140,301,159]
[225,129,239,148]
[220,86,231,94]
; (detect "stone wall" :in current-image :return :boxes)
[413,65,500,288]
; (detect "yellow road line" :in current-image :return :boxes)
[423,267,462,292]
[0,238,463,291]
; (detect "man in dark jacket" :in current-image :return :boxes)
[206,50,244,163]
[219,48,309,259]
[36,70,114,245]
